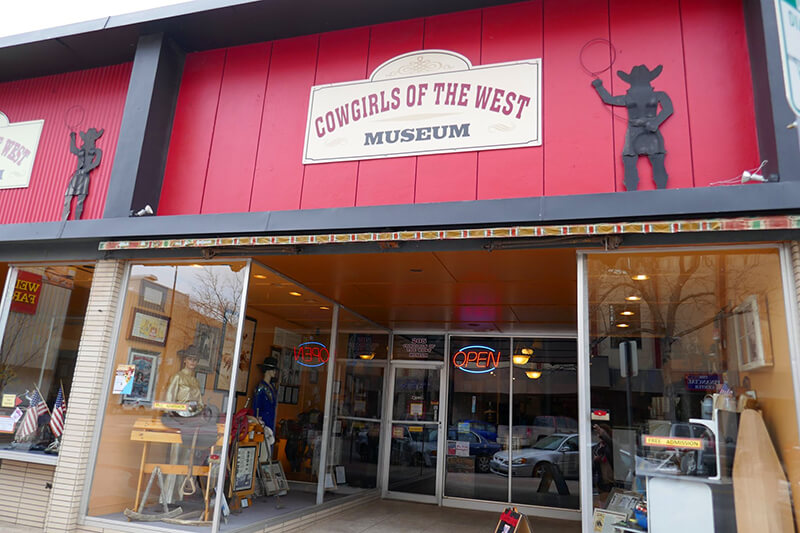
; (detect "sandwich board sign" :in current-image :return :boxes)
[494,507,532,533]
[775,0,800,115]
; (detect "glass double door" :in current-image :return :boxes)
[383,363,444,502]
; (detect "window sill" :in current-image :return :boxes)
[0,449,58,466]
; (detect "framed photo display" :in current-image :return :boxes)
[122,348,159,405]
[233,444,258,493]
[138,279,168,312]
[128,308,170,346]
[214,316,256,394]
[194,322,221,372]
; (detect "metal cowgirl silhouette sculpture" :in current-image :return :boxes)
[62,127,104,220]
[592,65,673,190]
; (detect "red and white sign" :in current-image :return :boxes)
[0,112,44,190]
[10,271,42,315]
[304,50,541,164]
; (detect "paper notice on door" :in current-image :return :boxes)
[0,416,15,433]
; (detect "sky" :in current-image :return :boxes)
[0,0,194,38]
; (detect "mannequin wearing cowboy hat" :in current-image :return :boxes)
[253,356,279,432]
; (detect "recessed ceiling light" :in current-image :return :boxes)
[289,291,302,297]
[254,274,267,279]
[304,299,316,303]
[320,306,330,310]
[617,323,630,328]
[625,295,641,301]
[632,274,649,281]
[620,310,635,316]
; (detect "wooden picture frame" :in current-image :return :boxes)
[138,279,168,312]
[128,308,170,346]
[733,294,772,371]
[122,348,159,405]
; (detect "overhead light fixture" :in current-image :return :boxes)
[521,348,534,355]
[512,355,530,365]
[617,323,630,328]
[359,353,375,360]
[253,274,267,279]
[632,274,649,281]
[625,295,641,301]
[526,370,542,379]
[320,306,330,310]
[289,291,302,297]
[620,310,635,316]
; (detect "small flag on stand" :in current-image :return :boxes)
[16,390,47,440]
[49,385,66,438]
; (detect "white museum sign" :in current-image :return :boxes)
[0,112,44,190]
[303,50,541,164]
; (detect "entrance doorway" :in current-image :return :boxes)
[383,362,445,503]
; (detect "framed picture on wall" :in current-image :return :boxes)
[194,322,221,372]
[733,294,772,371]
[214,317,256,394]
[128,308,170,346]
[122,348,159,405]
[138,279,168,312]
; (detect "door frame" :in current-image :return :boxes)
[381,359,446,504]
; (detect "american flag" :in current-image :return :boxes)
[16,390,47,440]
[49,386,66,438]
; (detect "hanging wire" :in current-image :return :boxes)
[709,160,768,186]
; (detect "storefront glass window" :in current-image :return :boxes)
[510,338,579,509]
[88,262,246,526]
[325,310,388,497]
[445,336,509,501]
[391,333,445,361]
[587,248,800,531]
[0,264,94,456]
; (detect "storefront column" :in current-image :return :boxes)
[44,260,126,533]
[791,242,800,303]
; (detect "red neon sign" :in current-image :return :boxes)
[294,342,330,368]
[452,345,500,374]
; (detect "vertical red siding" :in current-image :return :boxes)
[300,28,370,210]
[543,0,615,196]
[681,0,758,188]
[414,10,482,204]
[160,0,757,216]
[202,43,271,214]
[0,64,131,224]
[477,1,544,200]
[250,35,319,212]
[355,20,424,207]
[609,0,693,191]
[159,50,226,216]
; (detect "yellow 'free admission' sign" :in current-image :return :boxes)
[642,435,703,450]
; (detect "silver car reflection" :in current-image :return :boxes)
[490,433,581,479]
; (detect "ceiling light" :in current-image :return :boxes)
[521,348,534,355]
[526,370,542,379]
[254,274,267,279]
[289,291,302,297]
[620,310,634,316]
[359,353,375,360]
[617,323,630,328]
[320,306,330,310]
[512,355,530,365]
[304,299,316,303]
[632,274,649,281]
[625,295,641,301]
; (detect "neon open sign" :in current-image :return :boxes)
[452,345,500,374]
[294,341,330,368]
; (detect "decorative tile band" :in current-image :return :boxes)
[98,215,800,251]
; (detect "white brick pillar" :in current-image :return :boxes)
[45,260,126,533]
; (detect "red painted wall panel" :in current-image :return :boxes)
[414,9,482,204]
[355,20,424,207]
[159,50,225,216]
[608,0,693,191]
[202,43,271,214]
[543,0,615,196]
[0,64,131,224]
[160,0,757,216]
[477,1,544,200]
[251,36,318,212]
[681,1,759,188]
[300,28,370,210]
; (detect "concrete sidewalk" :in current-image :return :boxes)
[290,499,580,533]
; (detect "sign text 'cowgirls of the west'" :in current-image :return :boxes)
[0,112,44,189]
[303,50,541,163]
